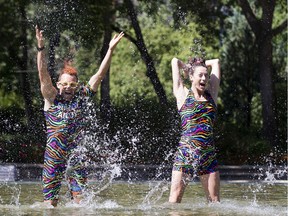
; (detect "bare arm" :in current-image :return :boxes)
[171,57,189,110]
[36,26,57,102]
[206,59,221,103]
[88,32,124,92]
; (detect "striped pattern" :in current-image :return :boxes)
[173,90,218,176]
[42,84,95,200]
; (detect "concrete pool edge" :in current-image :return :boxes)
[0,163,287,182]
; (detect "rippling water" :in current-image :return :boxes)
[0,181,286,216]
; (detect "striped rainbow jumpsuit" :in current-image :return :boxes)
[173,90,218,176]
[42,84,95,200]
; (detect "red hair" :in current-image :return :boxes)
[59,66,78,80]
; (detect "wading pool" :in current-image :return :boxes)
[0,180,286,216]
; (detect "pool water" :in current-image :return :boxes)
[0,181,287,215]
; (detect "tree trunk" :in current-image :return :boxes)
[237,0,283,147]
[124,0,167,105]
[100,28,112,123]
[19,4,34,130]
[257,34,278,146]
[100,1,116,123]
[244,29,258,128]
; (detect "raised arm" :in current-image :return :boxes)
[88,32,124,92]
[172,58,187,95]
[36,26,57,102]
[171,57,189,110]
[206,59,221,103]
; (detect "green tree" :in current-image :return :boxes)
[171,0,287,148]
[217,7,268,164]
[220,7,259,127]
[0,0,36,129]
[113,0,168,105]
[237,0,287,147]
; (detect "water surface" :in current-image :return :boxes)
[0,181,286,216]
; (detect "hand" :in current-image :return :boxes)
[109,32,124,51]
[177,59,190,72]
[182,63,191,72]
[35,25,44,47]
[205,59,219,67]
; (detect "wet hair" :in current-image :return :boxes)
[187,57,207,74]
[58,66,78,81]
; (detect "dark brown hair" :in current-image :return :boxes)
[187,57,207,74]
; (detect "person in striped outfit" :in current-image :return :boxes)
[36,26,124,207]
[169,56,221,203]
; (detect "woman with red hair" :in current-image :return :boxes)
[36,26,124,207]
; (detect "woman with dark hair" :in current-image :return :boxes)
[36,26,124,206]
[169,56,221,203]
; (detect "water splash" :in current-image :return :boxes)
[190,38,206,58]
[0,182,21,206]
[255,154,287,183]
[242,153,288,208]
[141,181,169,206]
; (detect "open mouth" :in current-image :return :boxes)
[200,83,206,88]
[63,91,73,96]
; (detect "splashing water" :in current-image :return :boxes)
[254,153,287,183]
[141,181,169,206]
[0,181,286,216]
[190,38,206,58]
[0,182,21,206]
[263,156,287,183]
[0,2,286,215]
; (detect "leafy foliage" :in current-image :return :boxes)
[0,0,286,165]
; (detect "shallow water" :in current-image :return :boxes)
[0,181,287,216]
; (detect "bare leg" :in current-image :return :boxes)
[71,191,82,204]
[199,171,220,202]
[43,199,58,207]
[169,170,189,203]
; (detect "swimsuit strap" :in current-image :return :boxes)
[204,90,217,107]
[187,89,216,106]
[187,89,209,100]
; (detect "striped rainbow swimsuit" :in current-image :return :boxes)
[42,84,95,200]
[173,90,218,176]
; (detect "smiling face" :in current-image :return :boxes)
[190,66,208,93]
[57,73,78,101]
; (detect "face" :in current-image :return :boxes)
[190,66,208,93]
[57,73,78,101]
